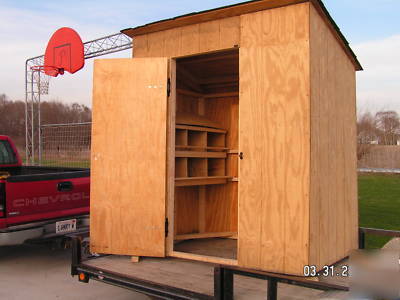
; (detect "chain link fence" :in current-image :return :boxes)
[40,122,91,168]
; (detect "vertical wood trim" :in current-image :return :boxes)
[166,59,177,255]
[309,1,320,267]
[198,98,206,233]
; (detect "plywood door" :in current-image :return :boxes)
[90,58,170,257]
[238,4,311,275]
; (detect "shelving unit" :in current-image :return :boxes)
[174,124,231,186]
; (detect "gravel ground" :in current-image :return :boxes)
[0,243,148,300]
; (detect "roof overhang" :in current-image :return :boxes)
[121,0,362,71]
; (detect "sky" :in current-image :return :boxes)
[0,0,399,113]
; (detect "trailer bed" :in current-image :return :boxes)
[82,255,327,299]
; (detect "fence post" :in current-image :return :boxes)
[358,228,365,249]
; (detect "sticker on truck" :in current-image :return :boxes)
[56,219,77,234]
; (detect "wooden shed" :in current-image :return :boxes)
[90,0,362,276]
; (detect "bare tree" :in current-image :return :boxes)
[357,111,377,144]
[375,111,400,145]
[0,94,91,149]
[357,111,377,161]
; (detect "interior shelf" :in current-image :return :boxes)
[176,151,227,158]
[176,145,228,151]
[175,113,229,186]
[175,176,232,187]
[176,124,226,134]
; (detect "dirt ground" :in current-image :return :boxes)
[0,243,148,300]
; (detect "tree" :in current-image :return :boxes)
[357,111,377,144]
[0,94,91,149]
[375,111,400,145]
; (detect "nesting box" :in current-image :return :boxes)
[90,0,362,276]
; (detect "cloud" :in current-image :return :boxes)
[353,34,400,113]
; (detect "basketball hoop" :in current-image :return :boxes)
[29,27,85,95]
[30,65,61,95]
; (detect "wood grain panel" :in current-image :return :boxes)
[181,24,200,56]
[147,31,165,57]
[133,18,240,59]
[164,28,182,57]
[219,17,240,49]
[238,2,310,275]
[205,183,237,232]
[175,186,199,235]
[199,20,220,53]
[241,44,310,274]
[204,97,239,233]
[309,3,358,268]
[240,3,309,47]
[125,1,307,36]
[90,58,169,256]
[133,35,148,57]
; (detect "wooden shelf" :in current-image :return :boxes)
[175,231,236,240]
[176,124,226,134]
[176,145,228,151]
[175,176,232,187]
[175,122,228,185]
[176,151,227,158]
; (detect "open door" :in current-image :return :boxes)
[90,58,171,257]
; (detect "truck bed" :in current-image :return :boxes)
[1,166,89,182]
[82,255,327,299]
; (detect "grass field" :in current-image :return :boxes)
[40,160,90,168]
[359,173,400,248]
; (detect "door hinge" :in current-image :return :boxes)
[165,218,169,237]
[167,78,171,97]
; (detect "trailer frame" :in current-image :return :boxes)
[71,236,350,300]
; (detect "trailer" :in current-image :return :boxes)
[71,228,400,299]
[71,236,351,300]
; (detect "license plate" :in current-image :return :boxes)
[56,219,77,234]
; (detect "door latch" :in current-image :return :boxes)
[239,152,244,160]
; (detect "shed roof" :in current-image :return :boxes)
[121,0,362,71]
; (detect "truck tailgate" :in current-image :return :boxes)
[6,176,89,219]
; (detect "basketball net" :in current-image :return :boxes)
[30,66,62,95]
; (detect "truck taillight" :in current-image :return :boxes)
[0,183,5,217]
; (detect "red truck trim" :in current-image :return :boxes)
[0,206,89,228]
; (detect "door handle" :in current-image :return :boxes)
[57,181,74,192]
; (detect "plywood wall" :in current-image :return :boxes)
[238,3,311,275]
[309,3,358,268]
[133,17,240,58]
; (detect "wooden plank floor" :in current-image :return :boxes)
[84,256,327,299]
[174,238,237,259]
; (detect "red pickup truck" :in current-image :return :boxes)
[0,135,90,246]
